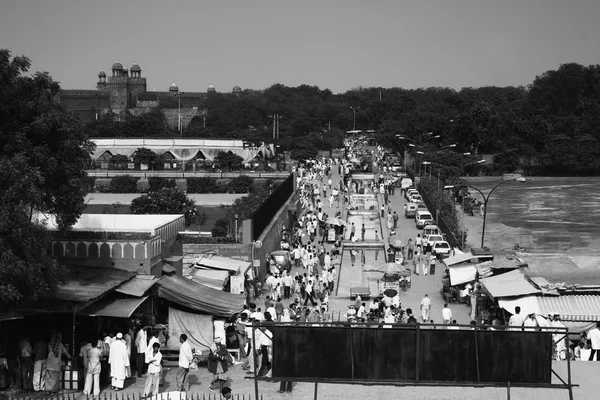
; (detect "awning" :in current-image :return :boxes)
[481,269,540,298]
[449,265,477,286]
[538,295,600,322]
[186,269,230,289]
[156,274,244,317]
[498,297,540,318]
[443,252,475,267]
[50,266,135,303]
[192,255,250,274]
[498,294,600,322]
[115,275,158,297]
[0,312,24,322]
[81,296,149,318]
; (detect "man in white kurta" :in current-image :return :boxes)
[420,294,432,322]
[108,333,130,390]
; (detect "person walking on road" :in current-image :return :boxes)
[393,212,398,229]
[407,239,414,260]
[350,223,356,240]
[361,224,366,241]
[429,253,437,275]
[442,304,452,324]
[587,322,600,361]
[176,334,193,392]
[420,294,432,322]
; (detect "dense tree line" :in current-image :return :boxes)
[83,63,600,174]
[0,50,93,304]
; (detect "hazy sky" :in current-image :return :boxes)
[1,0,599,93]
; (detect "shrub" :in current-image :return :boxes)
[94,178,112,193]
[211,226,227,237]
[83,176,95,193]
[137,178,150,193]
[187,177,217,193]
[215,178,232,193]
[109,175,138,193]
[175,179,187,193]
[250,178,268,193]
[229,175,253,193]
[179,235,237,244]
[148,177,176,192]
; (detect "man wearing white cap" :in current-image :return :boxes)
[550,313,566,360]
[108,333,130,390]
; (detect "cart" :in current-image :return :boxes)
[378,270,412,294]
[327,227,336,243]
[269,250,292,273]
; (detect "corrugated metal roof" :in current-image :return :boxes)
[443,252,475,267]
[538,295,600,322]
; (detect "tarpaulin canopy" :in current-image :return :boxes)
[481,269,540,299]
[115,275,158,297]
[50,266,135,303]
[156,274,244,317]
[81,296,149,318]
[449,265,477,286]
[0,312,24,322]
[167,307,213,350]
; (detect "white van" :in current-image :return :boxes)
[415,210,433,229]
[401,178,413,190]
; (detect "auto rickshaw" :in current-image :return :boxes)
[404,203,418,218]
[268,250,292,274]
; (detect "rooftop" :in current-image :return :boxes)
[34,212,184,234]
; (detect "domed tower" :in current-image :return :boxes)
[169,82,179,94]
[112,61,123,77]
[97,71,107,89]
[130,63,141,78]
[232,85,242,94]
[207,84,216,93]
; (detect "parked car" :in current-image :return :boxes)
[415,210,433,229]
[432,241,452,257]
[404,203,418,218]
[425,234,444,253]
[390,162,402,172]
[409,194,422,203]
[401,178,413,190]
[405,188,419,200]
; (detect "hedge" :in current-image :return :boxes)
[179,235,238,244]
[110,175,139,193]
[88,176,286,194]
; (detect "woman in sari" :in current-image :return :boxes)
[44,332,71,394]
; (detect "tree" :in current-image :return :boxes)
[130,187,198,226]
[110,154,129,170]
[0,49,93,304]
[214,151,243,171]
[133,147,157,166]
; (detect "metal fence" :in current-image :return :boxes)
[251,173,294,240]
[416,181,463,251]
[5,392,260,400]
[86,170,290,179]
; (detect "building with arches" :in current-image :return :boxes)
[33,212,185,277]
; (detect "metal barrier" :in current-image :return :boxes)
[6,392,260,400]
[85,170,290,179]
[416,180,463,251]
[251,173,294,240]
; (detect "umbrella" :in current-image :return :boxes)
[325,217,346,226]
[383,289,398,298]
[377,262,409,275]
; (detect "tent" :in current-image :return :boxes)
[156,275,244,317]
[449,265,477,286]
[156,275,244,349]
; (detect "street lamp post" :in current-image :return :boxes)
[460,178,526,248]
[172,88,185,135]
[350,106,358,131]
